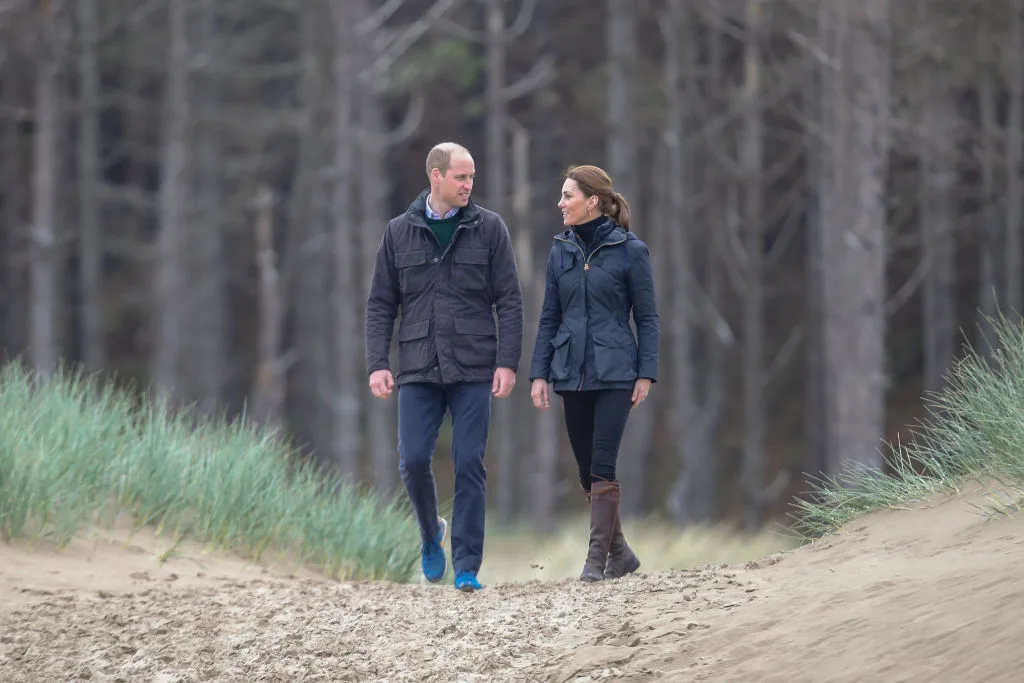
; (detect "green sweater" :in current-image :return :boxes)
[425,212,461,251]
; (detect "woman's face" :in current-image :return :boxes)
[558,179,596,226]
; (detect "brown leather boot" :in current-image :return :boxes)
[604,513,640,579]
[579,479,618,582]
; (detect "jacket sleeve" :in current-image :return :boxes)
[529,245,562,381]
[627,240,659,382]
[365,225,400,375]
[490,216,524,372]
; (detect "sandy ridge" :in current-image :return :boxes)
[3,488,1024,682]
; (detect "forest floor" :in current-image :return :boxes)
[2,481,1022,682]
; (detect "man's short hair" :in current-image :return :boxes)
[426,142,471,178]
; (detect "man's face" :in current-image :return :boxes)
[432,153,475,208]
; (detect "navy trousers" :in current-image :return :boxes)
[397,381,492,576]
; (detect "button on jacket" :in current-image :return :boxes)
[529,218,659,393]
[365,189,524,386]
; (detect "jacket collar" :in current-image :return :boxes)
[557,217,628,250]
[406,189,481,227]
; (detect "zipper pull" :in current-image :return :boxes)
[584,262,590,271]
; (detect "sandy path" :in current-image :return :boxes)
[2,486,1023,682]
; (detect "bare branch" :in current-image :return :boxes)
[501,53,554,102]
[436,16,484,42]
[384,90,425,145]
[355,0,406,36]
[504,0,539,41]
[762,326,804,390]
[365,0,460,79]
[763,191,804,270]
[784,28,834,68]
[721,185,749,293]
[885,259,929,316]
[96,182,157,212]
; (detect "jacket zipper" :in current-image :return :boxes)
[414,215,479,377]
[439,216,479,261]
[553,234,627,389]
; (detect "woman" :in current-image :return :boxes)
[528,164,659,582]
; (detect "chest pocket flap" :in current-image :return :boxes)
[454,247,489,265]
[396,249,427,268]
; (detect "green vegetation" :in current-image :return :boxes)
[0,362,419,582]
[19,307,1024,588]
[792,315,1024,538]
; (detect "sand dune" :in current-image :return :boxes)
[2,484,1022,682]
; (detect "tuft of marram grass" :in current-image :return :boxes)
[0,361,419,582]
[792,314,1024,538]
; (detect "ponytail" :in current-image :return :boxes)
[611,191,631,229]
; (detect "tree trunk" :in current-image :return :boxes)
[740,0,766,529]
[76,0,105,372]
[1005,0,1024,321]
[510,125,555,532]
[1,109,26,355]
[977,66,1002,360]
[188,0,227,414]
[358,0,398,497]
[331,1,362,480]
[919,64,957,395]
[663,1,706,524]
[485,0,517,525]
[30,3,61,379]
[285,2,334,462]
[153,0,190,402]
[818,0,892,477]
[805,81,827,478]
[251,184,285,432]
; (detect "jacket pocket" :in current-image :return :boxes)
[452,316,497,368]
[549,328,573,381]
[592,331,638,383]
[453,247,490,291]
[397,319,432,373]
[396,249,431,293]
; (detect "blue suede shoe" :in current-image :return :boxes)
[422,517,447,583]
[454,571,483,593]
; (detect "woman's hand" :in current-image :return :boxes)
[632,378,652,408]
[531,379,551,410]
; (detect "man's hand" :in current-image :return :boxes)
[530,378,550,410]
[492,367,516,398]
[369,369,395,399]
[631,378,652,408]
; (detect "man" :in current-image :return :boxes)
[365,142,523,592]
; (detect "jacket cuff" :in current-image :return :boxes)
[638,365,658,382]
[367,361,390,375]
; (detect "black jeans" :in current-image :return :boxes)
[397,381,492,576]
[561,389,633,490]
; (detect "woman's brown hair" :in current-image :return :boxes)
[565,164,632,229]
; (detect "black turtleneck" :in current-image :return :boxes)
[572,215,606,248]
